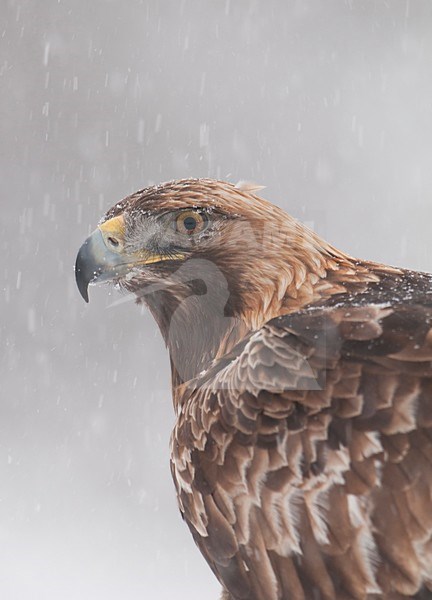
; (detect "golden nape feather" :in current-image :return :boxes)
[75,179,432,599]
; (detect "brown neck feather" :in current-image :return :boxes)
[142,280,250,389]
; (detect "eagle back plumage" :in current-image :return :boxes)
[171,270,432,600]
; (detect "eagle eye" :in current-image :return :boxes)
[175,210,208,236]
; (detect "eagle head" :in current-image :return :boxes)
[75,179,266,304]
[75,178,367,382]
[75,178,347,310]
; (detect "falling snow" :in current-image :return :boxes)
[2,1,432,599]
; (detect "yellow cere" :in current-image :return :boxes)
[98,215,126,239]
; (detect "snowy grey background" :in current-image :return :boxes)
[2,1,432,598]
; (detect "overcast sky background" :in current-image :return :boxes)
[2,1,432,598]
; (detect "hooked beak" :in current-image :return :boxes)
[75,216,128,303]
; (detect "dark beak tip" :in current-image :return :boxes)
[74,264,90,303]
[80,285,90,304]
[75,238,93,303]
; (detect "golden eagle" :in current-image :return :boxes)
[76,179,432,599]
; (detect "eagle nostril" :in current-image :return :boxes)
[107,236,120,248]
